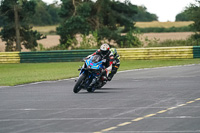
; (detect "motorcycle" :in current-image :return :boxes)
[73,55,107,93]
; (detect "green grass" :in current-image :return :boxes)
[0,62,82,86]
[120,59,200,71]
[0,59,200,86]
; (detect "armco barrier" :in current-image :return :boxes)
[117,46,194,60]
[193,46,200,58]
[0,46,199,63]
[20,50,96,63]
[0,52,20,63]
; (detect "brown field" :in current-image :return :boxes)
[0,21,194,51]
[1,21,191,34]
[0,32,194,52]
[140,32,193,47]
[31,22,193,33]
[141,32,193,41]
[135,21,194,28]
[0,35,60,52]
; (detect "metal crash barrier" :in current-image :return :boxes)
[0,46,199,63]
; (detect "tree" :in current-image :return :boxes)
[29,0,61,26]
[47,2,61,25]
[186,0,200,45]
[0,16,3,26]
[0,0,45,51]
[133,6,158,22]
[30,0,52,26]
[57,0,140,49]
[175,10,192,21]
[180,0,200,45]
[187,0,200,32]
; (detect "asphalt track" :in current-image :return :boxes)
[0,64,200,133]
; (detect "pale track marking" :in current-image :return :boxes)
[157,110,168,113]
[2,64,198,88]
[117,122,132,126]
[132,117,144,121]
[93,98,200,133]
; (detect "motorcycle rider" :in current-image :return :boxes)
[108,48,120,81]
[87,43,114,81]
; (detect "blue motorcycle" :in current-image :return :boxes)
[73,55,107,93]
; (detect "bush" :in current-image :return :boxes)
[189,33,200,46]
[136,26,193,33]
[120,29,142,48]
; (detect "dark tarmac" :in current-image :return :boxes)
[0,64,200,133]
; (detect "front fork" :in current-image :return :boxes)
[89,78,97,87]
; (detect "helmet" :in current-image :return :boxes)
[110,48,117,57]
[100,43,110,55]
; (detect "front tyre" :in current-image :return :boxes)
[73,73,86,93]
[87,87,95,93]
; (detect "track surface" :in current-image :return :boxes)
[0,64,200,133]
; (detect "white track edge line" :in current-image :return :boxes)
[1,64,199,88]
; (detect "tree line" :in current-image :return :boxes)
[0,0,158,51]
[0,0,60,27]
[0,0,158,27]
[175,0,199,22]
[176,0,200,43]
[0,0,200,52]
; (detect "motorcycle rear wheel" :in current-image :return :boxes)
[73,73,86,93]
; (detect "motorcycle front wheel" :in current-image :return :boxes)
[73,73,86,93]
[87,87,95,93]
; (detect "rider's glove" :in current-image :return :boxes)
[113,60,116,65]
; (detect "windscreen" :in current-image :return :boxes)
[92,55,102,63]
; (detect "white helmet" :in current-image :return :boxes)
[100,43,110,55]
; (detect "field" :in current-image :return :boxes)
[32,25,58,34]
[0,35,60,52]
[1,59,200,86]
[135,21,193,28]
[0,21,195,52]
[31,21,194,33]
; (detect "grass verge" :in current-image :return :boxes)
[0,59,200,86]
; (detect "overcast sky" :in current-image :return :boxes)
[43,0,195,22]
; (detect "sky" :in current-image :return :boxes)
[43,0,195,22]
